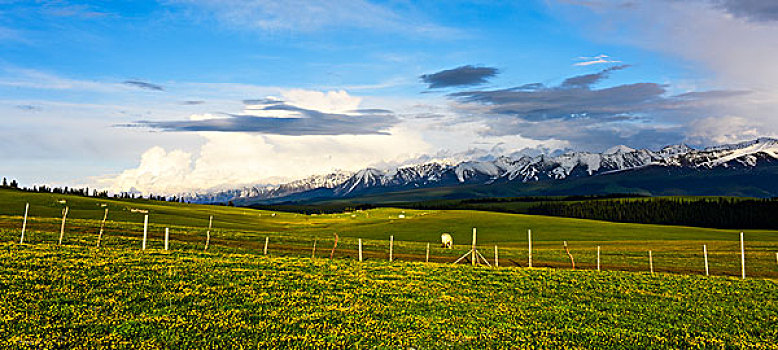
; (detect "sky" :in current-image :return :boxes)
[2,0,778,194]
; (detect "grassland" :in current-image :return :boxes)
[2,189,778,278]
[2,189,778,348]
[1,244,777,349]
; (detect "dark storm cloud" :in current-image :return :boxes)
[420,65,499,89]
[125,100,398,136]
[123,80,164,91]
[451,65,743,122]
[711,0,778,22]
[480,114,687,151]
[449,64,748,150]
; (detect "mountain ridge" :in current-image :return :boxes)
[184,137,778,204]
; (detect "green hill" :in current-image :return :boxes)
[2,188,778,348]
[1,245,776,349]
[2,188,778,277]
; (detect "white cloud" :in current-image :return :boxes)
[0,68,566,193]
[574,54,621,66]
[105,147,194,194]
[686,116,762,144]
[98,89,566,195]
[166,0,458,37]
[99,90,430,194]
[100,126,433,194]
[280,89,361,113]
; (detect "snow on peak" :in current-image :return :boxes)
[604,145,636,154]
[659,144,693,156]
[695,137,778,167]
[185,137,778,203]
[454,161,502,182]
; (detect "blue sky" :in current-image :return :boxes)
[2,0,777,193]
[1,1,685,94]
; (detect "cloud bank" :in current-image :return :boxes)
[449,65,748,150]
[551,0,778,145]
[130,96,398,136]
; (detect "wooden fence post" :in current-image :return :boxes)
[264,236,269,255]
[96,208,108,248]
[740,232,746,280]
[494,245,499,268]
[703,244,709,276]
[204,215,213,251]
[330,233,338,260]
[389,235,394,262]
[142,214,148,250]
[358,238,363,262]
[528,229,533,268]
[597,246,601,272]
[426,242,430,263]
[649,250,654,274]
[471,228,476,267]
[58,207,69,246]
[312,240,317,259]
[164,227,169,251]
[19,203,29,244]
[563,241,575,270]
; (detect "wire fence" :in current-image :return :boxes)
[3,206,778,279]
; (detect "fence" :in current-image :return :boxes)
[4,202,778,279]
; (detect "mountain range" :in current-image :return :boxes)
[184,137,778,204]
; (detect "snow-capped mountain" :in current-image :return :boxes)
[184,171,353,203]
[187,138,778,203]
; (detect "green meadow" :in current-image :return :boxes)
[1,189,777,277]
[2,189,778,348]
[1,244,777,349]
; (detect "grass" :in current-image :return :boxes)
[2,188,778,278]
[1,244,777,349]
[2,189,778,348]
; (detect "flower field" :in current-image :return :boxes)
[1,243,778,349]
[2,189,778,348]
[2,189,778,279]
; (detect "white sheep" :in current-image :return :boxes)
[441,233,453,249]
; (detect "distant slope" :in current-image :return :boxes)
[265,162,778,206]
[193,137,778,205]
[5,188,778,245]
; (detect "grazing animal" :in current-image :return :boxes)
[441,233,453,249]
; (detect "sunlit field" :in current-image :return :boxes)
[2,189,778,348]
[2,189,777,278]
[2,244,777,349]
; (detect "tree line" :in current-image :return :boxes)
[526,197,778,229]
[1,177,190,203]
